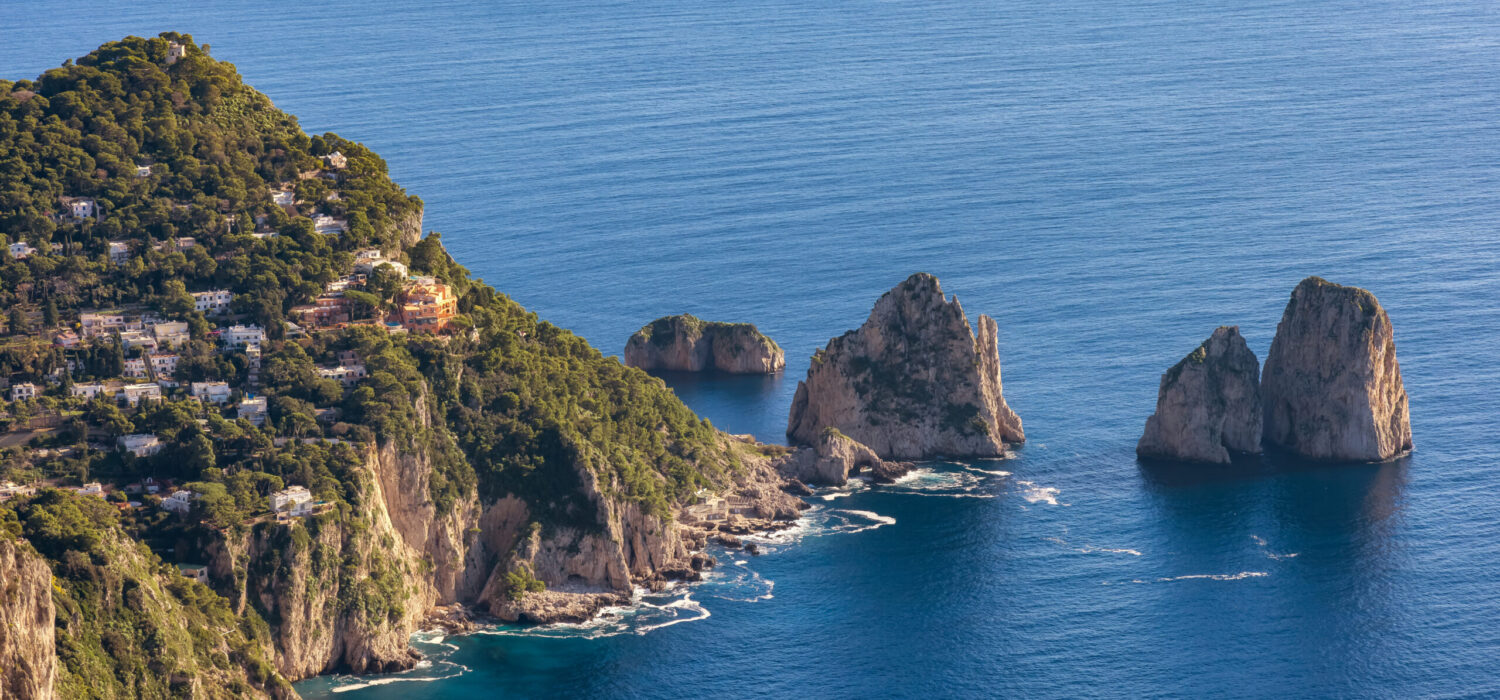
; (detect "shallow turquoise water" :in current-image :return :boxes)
[4,1,1499,696]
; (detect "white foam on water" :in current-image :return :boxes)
[702,561,776,603]
[324,631,470,693]
[817,479,870,501]
[1017,480,1065,506]
[1115,571,1269,584]
[1251,534,1298,561]
[1080,545,1143,556]
[964,466,1012,477]
[1045,535,1141,556]
[743,505,897,551]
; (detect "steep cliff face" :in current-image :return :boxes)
[624,315,785,374]
[477,439,802,622]
[217,505,424,680]
[393,204,424,248]
[1261,277,1412,462]
[0,538,54,700]
[786,273,1024,460]
[10,492,293,699]
[1137,326,1263,464]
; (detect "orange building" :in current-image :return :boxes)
[399,277,457,333]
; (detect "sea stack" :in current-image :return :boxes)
[1136,326,1263,464]
[786,273,1023,460]
[1261,277,1412,462]
[624,315,784,374]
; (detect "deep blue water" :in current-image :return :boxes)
[5,1,1500,696]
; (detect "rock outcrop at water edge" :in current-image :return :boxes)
[1136,326,1263,464]
[624,315,785,374]
[1261,277,1412,462]
[775,427,914,485]
[786,273,1024,460]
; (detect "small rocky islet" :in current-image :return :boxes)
[1137,276,1412,465]
[623,314,784,374]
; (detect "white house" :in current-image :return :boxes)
[60,196,96,220]
[270,485,313,514]
[237,396,267,426]
[108,240,131,264]
[317,364,367,386]
[123,357,149,378]
[119,330,158,353]
[162,489,195,514]
[353,249,409,277]
[79,312,129,336]
[176,563,209,584]
[120,383,162,406]
[272,190,295,207]
[151,321,190,347]
[190,381,231,404]
[222,324,265,348]
[135,165,152,177]
[149,353,179,378]
[0,481,35,503]
[75,482,104,498]
[118,433,163,457]
[192,289,233,314]
[70,383,112,400]
[7,242,36,259]
[312,215,347,236]
[322,152,348,170]
[9,383,36,401]
[166,41,187,65]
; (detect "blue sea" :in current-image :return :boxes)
[5,0,1499,696]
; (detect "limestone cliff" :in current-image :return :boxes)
[624,315,785,374]
[775,427,913,485]
[1261,277,1412,462]
[1137,326,1263,464]
[9,491,291,699]
[0,538,54,700]
[786,273,1024,459]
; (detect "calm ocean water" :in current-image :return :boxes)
[5,0,1499,696]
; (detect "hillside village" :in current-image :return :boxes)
[0,37,461,572]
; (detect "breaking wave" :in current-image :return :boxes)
[1108,571,1269,585]
[1045,536,1142,556]
[478,585,711,640]
[1252,534,1300,561]
[319,630,469,694]
[1016,480,1065,506]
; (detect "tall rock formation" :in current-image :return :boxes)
[0,538,55,700]
[1261,277,1412,461]
[624,315,785,374]
[786,273,1024,459]
[1137,326,1263,464]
